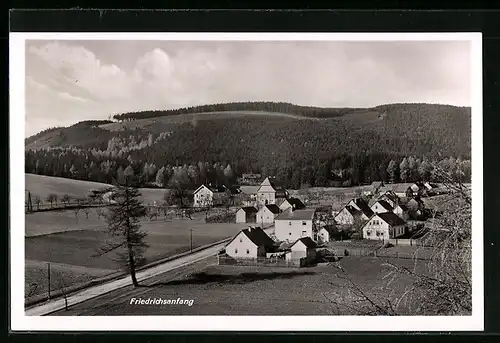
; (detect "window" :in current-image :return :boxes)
[289,232,292,236]
[246,249,250,254]
[302,221,307,225]
[302,231,307,236]
[235,249,238,254]
[239,238,242,243]
[289,221,292,226]
[367,231,371,236]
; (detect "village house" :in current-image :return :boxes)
[334,198,374,225]
[274,209,317,243]
[392,203,410,220]
[279,197,306,212]
[406,197,425,212]
[365,181,384,196]
[361,212,407,241]
[370,199,394,214]
[255,177,289,206]
[256,204,281,224]
[193,184,229,207]
[237,173,263,185]
[235,206,258,223]
[375,190,400,208]
[317,226,336,244]
[225,227,275,258]
[286,237,317,261]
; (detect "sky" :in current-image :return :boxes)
[24,39,471,137]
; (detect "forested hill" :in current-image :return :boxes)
[112,101,367,121]
[25,102,471,188]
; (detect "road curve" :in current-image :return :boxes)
[25,242,225,316]
[26,226,273,316]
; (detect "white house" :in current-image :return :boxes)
[392,203,409,220]
[193,184,228,207]
[361,212,407,241]
[279,197,306,212]
[225,227,275,258]
[256,177,288,206]
[286,237,317,261]
[236,206,258,223]
[256,204,281,224]
[318,226,336,244]
[274,209,317,243]
[370,199,394,214]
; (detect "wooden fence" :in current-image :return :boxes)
[217,255,311,268]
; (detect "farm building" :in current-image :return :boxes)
[393,203,410,220]
[286,237,317,261]
[255,177,289,206]
[371,199,394,214]
[406,197,425,211]
[237,173,263,185]
[256,204,281,224]
[279,197,306,212]
[361,212,407,241]
[274,209,317,242]
[236,206,258,223]
[225,227,275,258]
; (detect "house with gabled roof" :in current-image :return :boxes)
[371,199,394,214]
[193,184,240,207]
[287,237,317,261]
[334,198,373,225]
[274,209,317,242]
[362,212,407,241]
[279,197,306,212]
[256,204,281,224]
[225,227,275,258]
[256,177,289,206]
[236,206,258,223]
[376,190,400,208]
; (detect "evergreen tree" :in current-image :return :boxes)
[400,157,410,182]
[387,159,397,184]
[99,184,148,287]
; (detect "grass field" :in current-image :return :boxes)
[52,256,427,316]
[25,212,249,300]
[25,173,166,205]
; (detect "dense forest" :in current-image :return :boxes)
[25,102,471,188]
[112,101,367,121]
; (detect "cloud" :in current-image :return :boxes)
[24,40,472,137]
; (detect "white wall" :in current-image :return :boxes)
[226,232,259,258]
[275,219,313,242]
[193,186,213,207]
[363,216,390,240]
[335,208,354,224]
[256,207,277,224]
[236,210,247,223]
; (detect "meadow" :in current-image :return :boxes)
[51,256,427,316]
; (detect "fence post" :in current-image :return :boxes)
[47,262,51,300]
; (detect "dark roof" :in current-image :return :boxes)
[375,200,393,212]
[352,198,374,217]
[276,208,316,220]
[239,206,258,214]
[264,204,281,214]
[396,203,409,212]
[206,184,227,193]
[344,205,361,216]
[293,237,318,249]
[371,181,384,188]
[320,225,337,235]
[241,227,275,248]
[288,197,306,210]
[377,212,407,226]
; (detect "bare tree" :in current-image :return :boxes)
[73,206,80,219]
[82,207,91,219]
[61,194,72,207]
[46,194,57,208]
[33,195,42,211]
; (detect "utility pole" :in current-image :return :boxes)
[47,262,51,300]
[190,229,193,253]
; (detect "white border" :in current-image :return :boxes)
[10,32,483,332]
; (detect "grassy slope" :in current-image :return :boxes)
[25,173,166,204]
